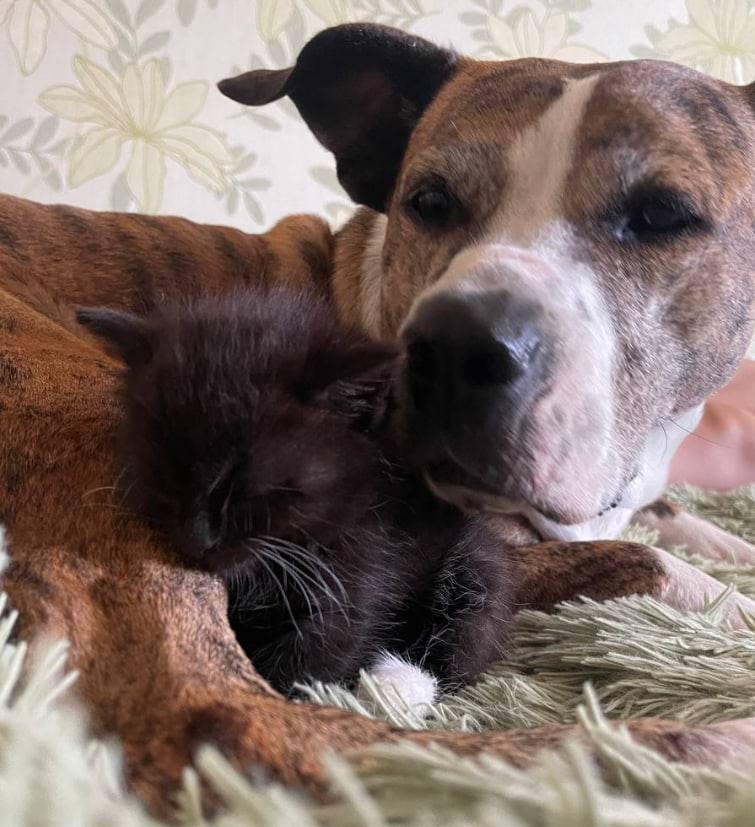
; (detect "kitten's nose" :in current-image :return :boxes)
[181,511,221,562]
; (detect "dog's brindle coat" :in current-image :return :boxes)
[2,23,755,816]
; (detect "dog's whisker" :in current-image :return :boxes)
[441,439,496,488]
[659,421,669,458]
[666,417,735,450]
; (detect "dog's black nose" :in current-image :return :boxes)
[403,292,542,423]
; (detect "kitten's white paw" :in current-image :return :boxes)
[359,652,438,713]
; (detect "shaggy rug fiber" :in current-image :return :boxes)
[1,484,754,826]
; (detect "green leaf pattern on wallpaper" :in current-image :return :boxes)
[462,0,607,61]
[0,0,118,75]
[634,0,755,83]
[1,0,755,227]
[39,56,233,213]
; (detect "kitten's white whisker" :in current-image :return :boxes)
[258,539,333,626]
[272,542,343,603]
[256,541,323,625]
[246,544,303,640]
[260,534,350,611]
[262,527,346,597]
[268,545,338,625]
[81,485,118,499]
[270,529,350,610]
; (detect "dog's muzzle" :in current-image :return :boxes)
[402,290,547,496]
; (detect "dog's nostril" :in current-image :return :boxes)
[464,344,522,386]
[408,339,439,381]
[403,292,543,408]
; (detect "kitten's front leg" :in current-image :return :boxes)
[235,590,381,694]
[419,523,515,690]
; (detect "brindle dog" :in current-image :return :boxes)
[1,24,755,817]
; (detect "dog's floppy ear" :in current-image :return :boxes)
[218,23,458,212]
[76,307,155,370]
[743,81,755,115]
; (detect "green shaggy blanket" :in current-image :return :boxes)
[1,484,754,826]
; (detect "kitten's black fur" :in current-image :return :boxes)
[77,289,512,694]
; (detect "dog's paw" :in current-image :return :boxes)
[358,652,438,714]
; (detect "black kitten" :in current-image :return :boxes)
[77,289,512,695]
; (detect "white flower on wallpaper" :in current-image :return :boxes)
[39,56,234,213]
[256,0,297,42]
[463,1,606,62]
[255,0,349,46]
[254,0,425,49]
[307,0,352,26]
[636,0,755,83]
[0,0,117,75]
[176,0,219,27]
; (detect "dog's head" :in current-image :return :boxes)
[220,24,755,532]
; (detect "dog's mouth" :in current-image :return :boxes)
[424,456,629,529]
[423,458,513,501]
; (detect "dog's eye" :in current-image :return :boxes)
[623,191,703,241]
[408,187,453,227]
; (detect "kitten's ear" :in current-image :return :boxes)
[76,307,155,369]
[319,344,399,432]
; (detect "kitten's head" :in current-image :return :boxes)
[77,289,398,574]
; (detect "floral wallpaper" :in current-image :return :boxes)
[0,0,753,359]
[2,0,755,229]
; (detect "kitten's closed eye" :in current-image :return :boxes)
[181,460,240,563]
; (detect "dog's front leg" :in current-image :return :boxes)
[634,498,755,564]
[510,539,755,625]
[8,535,755,816]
